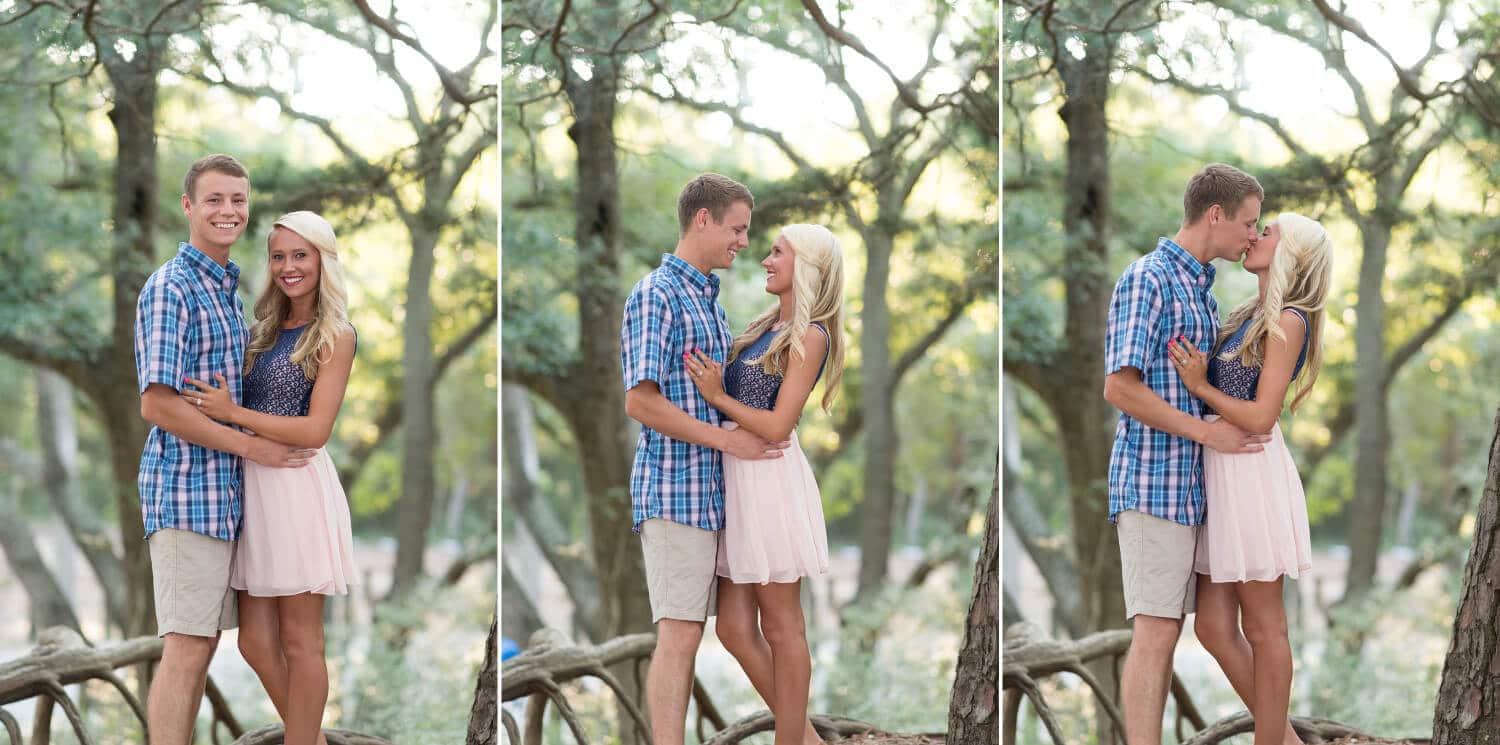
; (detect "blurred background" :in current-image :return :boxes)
[0,1,497,742]
[1004,1,1500,742]
[502,0,998,741]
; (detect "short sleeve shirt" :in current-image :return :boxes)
[134,243,248,541]
[620,254,733,532]
[1105,238,1219,526]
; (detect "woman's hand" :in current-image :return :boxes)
[181,373,238,424]
[683,348,727,405]
[1167,336,1209,395]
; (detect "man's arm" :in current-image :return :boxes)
[141,384,314,467]
[624,381,785,460]
[1103,368,1266,453]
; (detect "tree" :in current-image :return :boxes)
[187,0,499,598]
[650,0,998,604]
[1431,406,1500,743]
[946,459,999,745]
[1136,0,1500,606]
[0,0,213,641]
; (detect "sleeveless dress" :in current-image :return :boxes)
[229,324,357,596]
[1194,310,1314,583]
[715,324,831,585]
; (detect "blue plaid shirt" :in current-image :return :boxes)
[621,254,733,532]
[1106,238,1220,526]
[134,243,248,541]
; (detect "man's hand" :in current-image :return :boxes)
[244,438,318,468]
[1201,418,1272,454]
[723,427,789,460]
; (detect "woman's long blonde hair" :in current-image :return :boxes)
[1213,211,1333,413]
[244,211,350,380]
[729,224,846,413]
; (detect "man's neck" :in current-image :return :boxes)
[672,240,713,277]
[188,237,232,268]
[1171,226,1214,265]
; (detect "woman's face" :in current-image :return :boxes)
[762,234,796,296]
[1243,221,1280,274]
[268,228,322,306]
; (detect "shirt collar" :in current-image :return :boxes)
[661,253,720,299]
[178,242,241,290]
[1157,237,1215,289]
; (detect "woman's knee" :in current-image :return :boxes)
[1191,614,1239,654]
[715,614,761,654]
[758,607,806,648]
[281,625,326,663]
[238,626,280,668]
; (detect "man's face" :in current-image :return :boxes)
[697,200,752,271]
[183,171,249,253]
[1210,195,1262,262]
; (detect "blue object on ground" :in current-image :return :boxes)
[501,636,521,661]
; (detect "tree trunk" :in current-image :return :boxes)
[1053,32,1125,636]
[1344,225,1391,604]
[1431,406,1500,743]
[947,460,999,745]
[503,384,605,639]
[35,368,128,631]
[855,224,897,603]
[466,614,498,745]
[501,560,545,643]
[101,44,166,642]
[391,217,441,598]
[0,476,81,636]
[563,13,653,739]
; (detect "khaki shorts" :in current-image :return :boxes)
[640,518,719,623]
[1117,509,1199,621]
[149,528,238,637]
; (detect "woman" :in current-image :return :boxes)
[185,211,357,745]
[1167,212,1333,745]
[684,223,845,745]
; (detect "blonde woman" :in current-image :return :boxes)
[184,211,356,745]
[1167,212,1333,745]
[685,224,844,745]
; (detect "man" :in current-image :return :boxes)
[135,153,315,745]
[1102,163,1272,745]
[621,173,791,745]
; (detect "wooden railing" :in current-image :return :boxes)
[0,626,393,745]
[500,628,889,745]
[1001,622,1385,745]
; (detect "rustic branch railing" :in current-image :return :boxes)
[500,629,890,744]
[0,626,394,745]
[1001,622,1406,745]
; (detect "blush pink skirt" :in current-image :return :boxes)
[716,422,830,585]
[231,448,356,597]
[1194,416,1314,583]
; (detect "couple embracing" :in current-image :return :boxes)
[1106,163,1336,745]
[136,154,357,744]
[621,174,845,745]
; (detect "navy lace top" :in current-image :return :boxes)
[723,323,830,413]
[243,325,355,416]
[1205,310,1309,413]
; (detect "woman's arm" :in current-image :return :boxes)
[1168,310,1305,435]
[686,327,828,442]
[186,327,357,448]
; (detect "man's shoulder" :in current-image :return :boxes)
[627,267,683,305]
[140,257,193,300]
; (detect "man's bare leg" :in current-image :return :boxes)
[1121,615,1181,745]
[648,618,704,745]
[147,632,219,745]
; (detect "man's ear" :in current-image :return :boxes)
[1207,204,1222,226]
[695,207,711,231]
[181,193,192,214]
